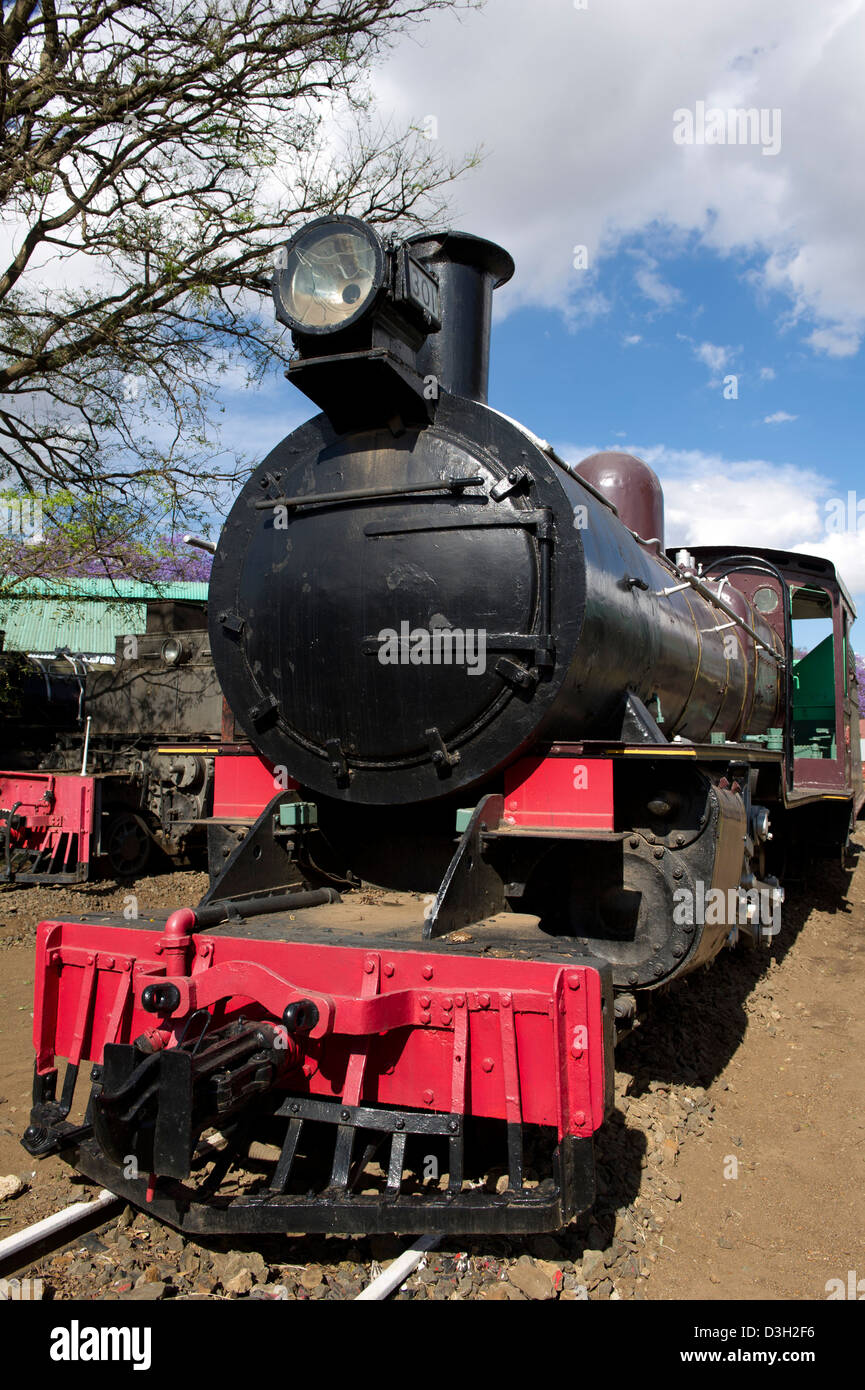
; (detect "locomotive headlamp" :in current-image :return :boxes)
[272,216,385,336]
[271,214,444,430]
[160,636,186,666]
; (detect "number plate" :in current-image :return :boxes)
[403,253,441,324]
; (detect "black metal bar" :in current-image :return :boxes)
[58,1062,79,1118]
[448,1121,464,1195]
[274,1095,461,1138]
[11,871,84,885]
[387,1130,407,1192]
[364,508,548,537]
[537,529,552,647]
[506,1122,525,1192]
[33,1066,57,1108]
[194,886,340,930]
[270,1117,303,1194]
[363,632,545,655]
[254,475,484,511]
[22,1061,94,1158]
[62,1135,597,1236]
[330,1124,355,1189]
[3,801,20,881]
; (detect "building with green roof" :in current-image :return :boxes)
[0,577,209,662]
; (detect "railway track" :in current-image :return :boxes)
[0,1190,122,1285]
[0,1123,448,1299]
[0,1190,443,1300]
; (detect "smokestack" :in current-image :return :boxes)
[407,232,514,404]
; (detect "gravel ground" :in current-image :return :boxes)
[0,869,210,951]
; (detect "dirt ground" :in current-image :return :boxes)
[0,846,862,1301]
[643,840,865,1300]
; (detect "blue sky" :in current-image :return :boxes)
[217,0,864,636]
[490,235,862,471]
[233,229,861,481]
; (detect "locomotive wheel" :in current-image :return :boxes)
[105,810,152,878]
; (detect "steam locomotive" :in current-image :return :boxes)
[21,216,863,1235]
[0,603,273,882]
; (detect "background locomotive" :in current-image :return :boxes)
[21,215,863,1235]
[0,601,273,882]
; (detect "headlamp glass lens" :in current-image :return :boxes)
[280,225,378,330]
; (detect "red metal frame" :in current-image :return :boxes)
[503,754,614,830]
[0,772,96,880]
[212,750,293,818]
[32,911,609,1141]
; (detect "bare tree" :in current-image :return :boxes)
[0,0,478,582]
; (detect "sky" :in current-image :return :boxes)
[192,1,865,632]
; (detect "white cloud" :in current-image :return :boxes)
[376,0,865,354]
[557,441,824,544]
[641,450,826,552]
[562,288,612,331]
[694,342,733,375]
[623,333,642,346]
[793,529,865,596]
[759,366,776,380]
[555,437,865,612]
[764,410,798,423]
[806,326,861,357]
[633,256,681,309]
[684,339,738,383]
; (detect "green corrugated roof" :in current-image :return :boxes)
[2,576,209,601]
[0,580,208,657]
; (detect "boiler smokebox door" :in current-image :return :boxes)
[235,430,540,769]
